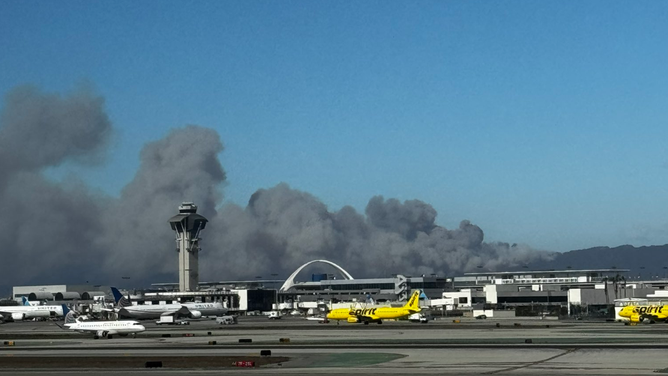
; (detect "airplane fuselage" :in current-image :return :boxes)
[0,305,63,321]
[619,305,668,323]
[117,302,225,319]
[66,320,146,338]
[327,306,415,321]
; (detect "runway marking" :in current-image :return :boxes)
[483,348,577,375]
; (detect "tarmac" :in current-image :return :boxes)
[2,316,668,375]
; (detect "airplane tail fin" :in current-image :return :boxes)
[61,305,78,325]
[22,297,30,306]
[404,290,421,312]
[111,287,132,308]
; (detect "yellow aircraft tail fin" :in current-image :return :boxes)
[404,290,421,312]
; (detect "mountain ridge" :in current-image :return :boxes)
[522,244,668,279]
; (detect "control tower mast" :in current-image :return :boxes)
[168,202,208,292]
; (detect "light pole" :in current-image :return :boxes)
[271,273,279,310]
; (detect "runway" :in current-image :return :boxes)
[2,316,668,375]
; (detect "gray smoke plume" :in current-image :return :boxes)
[0,85,554,291]
[204,191,555,280]
[98,125,225,278]
[0,85,111,285]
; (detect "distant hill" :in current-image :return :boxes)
[524,244,668,280]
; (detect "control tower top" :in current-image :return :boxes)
[169,203,207,234]
[178,202,197,214]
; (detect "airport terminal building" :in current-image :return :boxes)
[11,261,668,320]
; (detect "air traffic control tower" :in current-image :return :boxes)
[169,202,208,292]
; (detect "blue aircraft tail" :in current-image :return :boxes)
[22,297,30,306]
[110,287,132,308]
[61,305,77,325]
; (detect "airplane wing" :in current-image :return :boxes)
[640,313,668,322]
[117,307,131,317]
[355,314,381,324]
[0,311,23,320]
[72,327,119,336]
[159,307,191,317]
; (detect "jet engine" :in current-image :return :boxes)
[189,310,202,319]
[11,313,25,321]
[94,330,114,339]
[347,317,359,323]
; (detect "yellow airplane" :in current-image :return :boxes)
[326,290,421,325]
[618,304,668,323]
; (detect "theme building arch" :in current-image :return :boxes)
[279,259,354,291]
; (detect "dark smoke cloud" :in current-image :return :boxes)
[98,125,225,278]
[0,85,111,288]
[205,192,554,280]
[0,85,111,178]
[0,85,555,292]
[366,197,437,240]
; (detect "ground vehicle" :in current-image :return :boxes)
[408,313,429,323]
[216,316,237,325]
[155,316,189,325]
[475,314,487,320]
[268,311,282,320]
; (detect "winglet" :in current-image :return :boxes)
[404,290,421,312]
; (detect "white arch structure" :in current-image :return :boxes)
[280,259,354,292]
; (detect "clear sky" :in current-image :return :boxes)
[1,1,668,253]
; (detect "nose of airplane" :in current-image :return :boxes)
[138,325,146,332]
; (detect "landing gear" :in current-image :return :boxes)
[377,321,382,325]
[363,321,369,325]
[93,335,100,340]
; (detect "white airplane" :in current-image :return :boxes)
[60,305,145,339]
[110,287,227,320]
[0,298,63,322]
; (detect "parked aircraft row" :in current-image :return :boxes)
[1,287,227,323]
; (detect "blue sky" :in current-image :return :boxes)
[1,1,668,252]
